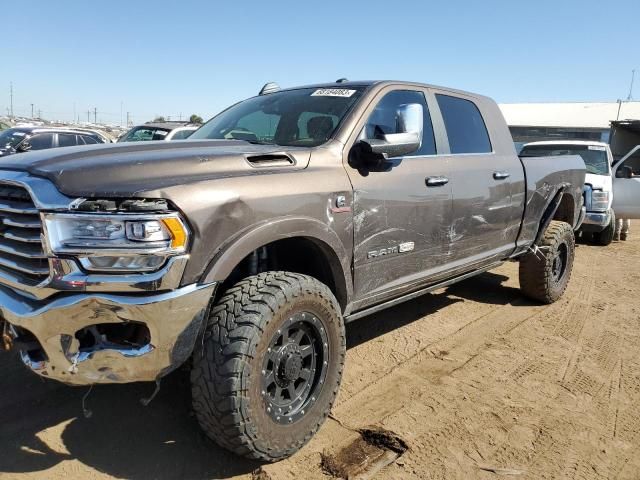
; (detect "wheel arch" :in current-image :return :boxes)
[201,217,353,311]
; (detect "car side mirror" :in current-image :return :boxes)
[354,103,423,169]
[16,141,32,153]
[617,165,633,179]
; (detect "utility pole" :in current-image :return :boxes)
[9,82,14,118]
[627,69,636,101]
[126,112,131,127]
[87,110,91,122]
[30,104,34,118]
[37,109,42,119]
[93,107,97,124]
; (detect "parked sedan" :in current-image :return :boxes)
[118,122,199,142]
[0,127,106,157]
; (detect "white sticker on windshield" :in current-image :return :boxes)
[311,89,356,98]
[588,145,606,151]
[13,132,26,136]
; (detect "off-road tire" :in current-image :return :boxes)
[519,220,575,304]
[190,271,346,461]
[593,210,615,246]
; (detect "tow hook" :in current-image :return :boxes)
[1,320,12,351]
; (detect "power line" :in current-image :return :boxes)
[627,69,636,101]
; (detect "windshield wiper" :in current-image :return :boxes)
[244,139,278,146]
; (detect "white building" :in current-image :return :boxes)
[499,101,640,149]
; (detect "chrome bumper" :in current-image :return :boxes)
[581,210,612,228]
[2,282,216,385]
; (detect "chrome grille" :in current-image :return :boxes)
[0,184,49,284]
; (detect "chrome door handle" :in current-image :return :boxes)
[493,171,510,180]
[426,176,449,187]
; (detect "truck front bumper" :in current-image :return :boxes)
[1,283,216,385]
[580,209,612,232]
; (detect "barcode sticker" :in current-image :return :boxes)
[311,89,356,97]
[588,145,606,151]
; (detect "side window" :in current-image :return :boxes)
[58,134,78,147]
[171,129,194,140]
[27,133,54,150]
[436,94,491,154]
[363,90,436,156]
[81,135,99,144]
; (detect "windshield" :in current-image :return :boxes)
[520,144,609,175]
[119,126,172,142]
[190,87,365,147]
[0,129,28,149]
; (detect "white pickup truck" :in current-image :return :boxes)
[520,141,616,245]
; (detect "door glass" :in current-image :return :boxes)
[82,135,99,144]
[364,90,436,155]
[58,134,78,147]
[436,94,492,154]
[27,133,54,150]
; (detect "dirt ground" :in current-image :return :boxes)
[1,234,639,480]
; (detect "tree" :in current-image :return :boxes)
[153,116,166,122]
[189,114,204,124]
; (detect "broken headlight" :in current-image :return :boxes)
[43,213,189,272]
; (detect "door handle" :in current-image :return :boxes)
[426,176,449,187]
[493,171,510,180]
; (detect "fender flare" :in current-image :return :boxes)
[201,216,353,305]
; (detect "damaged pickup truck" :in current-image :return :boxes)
[0,80,585,461]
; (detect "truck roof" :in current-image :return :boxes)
[523,140,609,148]
[277,80,490,101]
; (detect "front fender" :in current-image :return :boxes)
[200,216,353,302]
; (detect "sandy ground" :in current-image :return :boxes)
[1,235,639,480]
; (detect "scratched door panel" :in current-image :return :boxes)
[349,155,452,300]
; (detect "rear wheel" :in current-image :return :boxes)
[190,271,345,461]
[593,210,615,246]
[519,220,575,304]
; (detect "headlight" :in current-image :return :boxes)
[43,213,189,272]
[591,190,610,212]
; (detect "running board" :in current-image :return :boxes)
[345,261,503,323]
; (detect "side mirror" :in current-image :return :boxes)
[16,141,32,153]
[617,165,633,179]
[355,103,423,168]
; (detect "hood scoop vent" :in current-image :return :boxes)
[246,154,295,167]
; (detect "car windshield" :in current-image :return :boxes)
[119,126,172,142]
[520,144,609,175]
[0,129,28,149]
[190,87,365,147]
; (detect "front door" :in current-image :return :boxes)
[344,87,452,306]
[613,146,640,219]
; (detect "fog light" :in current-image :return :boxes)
[80,255,165,272]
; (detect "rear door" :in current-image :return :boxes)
[431,90,524,266]
[612,146,640,218]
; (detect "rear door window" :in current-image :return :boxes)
[58,134,79,147]
[436,94,492,154]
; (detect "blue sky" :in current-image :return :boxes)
[3,0,638,124]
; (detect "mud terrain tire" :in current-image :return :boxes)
[519,220,575,304]
[191,272,345,461]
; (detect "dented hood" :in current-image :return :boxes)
[0,140,310,197]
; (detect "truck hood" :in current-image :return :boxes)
[0,140,311,197]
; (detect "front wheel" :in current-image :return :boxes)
[593,210,615,246]
[190,272,346,461]
[519,220,575,304]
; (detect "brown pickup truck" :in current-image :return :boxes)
[0,80,584,461]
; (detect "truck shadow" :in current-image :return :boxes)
[0,271,528,479]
